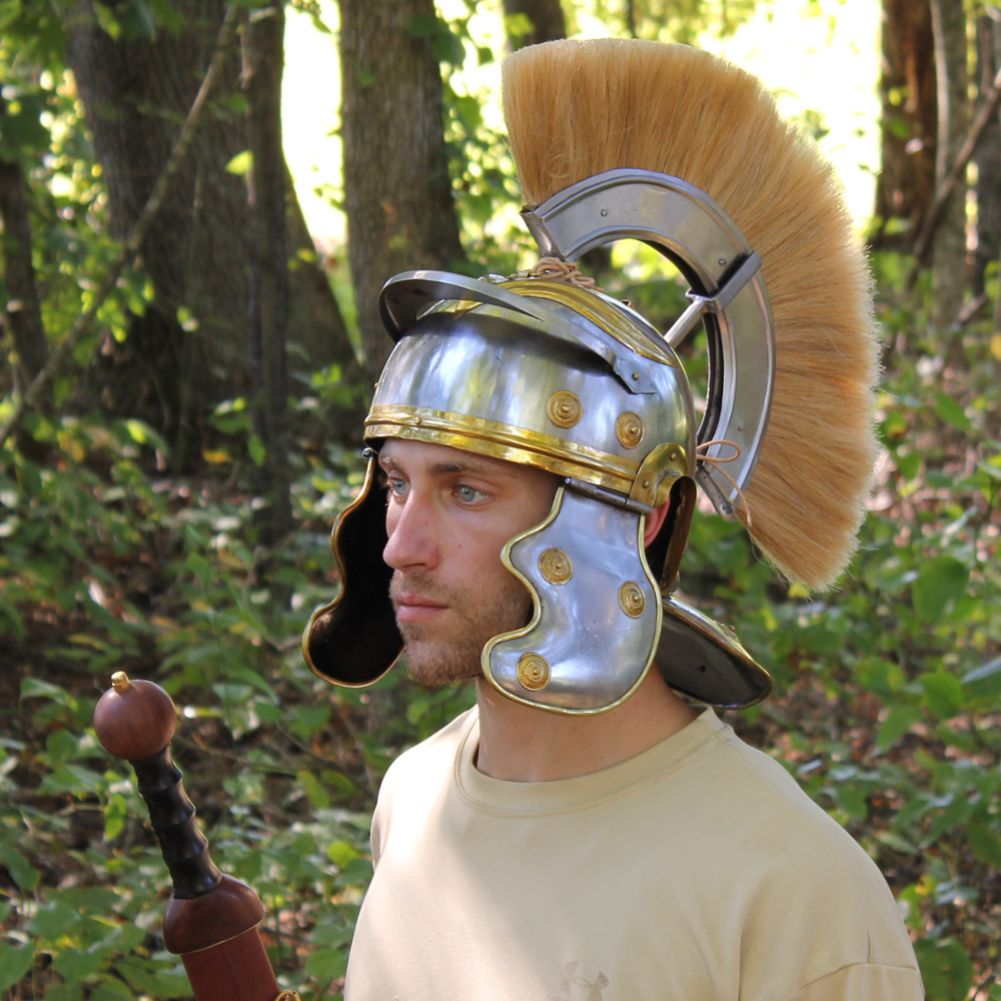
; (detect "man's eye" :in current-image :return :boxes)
[378,472,408,498]
[455,484,486,504]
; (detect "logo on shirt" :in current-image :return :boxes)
[548,961,609,1001]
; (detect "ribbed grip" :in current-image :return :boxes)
[132,746,222,899]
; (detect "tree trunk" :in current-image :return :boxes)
[0,100,49,397]
[63,0,356,467]
[502,0,566,48]
[339,0,465,382]
[874,0,937,245]
[244,4,292,544]
[928,0,969,333]
[974,13,1001,296]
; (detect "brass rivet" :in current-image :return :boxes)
[539,548,573,584]
[546,390,582,429]
[619,582,645,618]
[517,653,550,691]
[615,411,645,449]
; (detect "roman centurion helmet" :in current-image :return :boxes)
[303,39,878,714]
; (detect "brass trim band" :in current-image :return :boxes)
[366,404,641,494]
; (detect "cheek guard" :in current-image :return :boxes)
[486,486,663,713]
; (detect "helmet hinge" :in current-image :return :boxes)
[563,477,653,515]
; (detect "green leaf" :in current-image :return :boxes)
[966,821,1001,868]
[0,842,40,891]
[305,946,348,981]
[58,887,120,913]
[298,768,331,810]
[53,946,104,984]
[225,150,253,175]
[896,451,922,479]
[28,898,81,940]
[92,0,122,39]
[912,556,969,622]
[406,697,429,725]
[39,762,105,796]
[20,676,76,705]
[121,0,156,40]
[124,418,166,451]
[914,938,972,1001]
[0,102,51,158]
[933,392,972,432]
[833,783,869,821]
[876,705,921,751]
[149,965,192,998]
[89,980,136,1000]
[103,792,127,841]
[45,726,79,763]
[0,943,34,991]
[326,839,360,868]
[962,655,1001,697]
[919,671,965,720]
[247,433,266,467]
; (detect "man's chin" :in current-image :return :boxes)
[401,640,483,688]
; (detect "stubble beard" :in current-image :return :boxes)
[390,570,532,687]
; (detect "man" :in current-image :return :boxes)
[303,39,924,1000]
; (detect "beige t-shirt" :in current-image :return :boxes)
[344,708,922,1001]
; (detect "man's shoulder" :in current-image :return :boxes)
[653,718,894,905]
[378,706,476,797]
[699,723,877,861]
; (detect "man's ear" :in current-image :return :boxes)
[644,502,670,547]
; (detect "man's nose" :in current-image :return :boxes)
[383,493,439,571]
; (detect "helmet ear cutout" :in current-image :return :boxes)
[645,476,697,594]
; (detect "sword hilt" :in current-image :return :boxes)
[94,672,302,1001]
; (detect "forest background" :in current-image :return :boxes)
[0,0,998,997]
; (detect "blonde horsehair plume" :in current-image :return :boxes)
[502,39,878,590]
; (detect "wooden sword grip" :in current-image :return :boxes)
[130,744,222,898]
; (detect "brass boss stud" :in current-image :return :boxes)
[539,548,573,584]
[517,653,550,691]
[615,411,645,449]
[619,582,646,618]
[547,390,582,429]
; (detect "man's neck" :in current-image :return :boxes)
[474,667,699,782]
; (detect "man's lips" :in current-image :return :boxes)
[392,592,449,623]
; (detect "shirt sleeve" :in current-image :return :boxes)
[787,962,925,1001]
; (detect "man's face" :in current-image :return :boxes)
[378,439,558,687]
